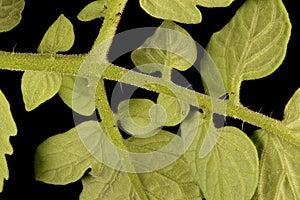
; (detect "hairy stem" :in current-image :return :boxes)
[92,0,127,50]
[90,0,149,198]
[0,51,296,144]
[95,79,123,147]
[95,79,148,199]
[161,67,172,81]
[227,102,300,145]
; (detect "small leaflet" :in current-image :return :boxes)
[116,99,166,138]
[77,0,110,22]
[21,14,74,111]
[131,20,197,74]
[59,76,95,116]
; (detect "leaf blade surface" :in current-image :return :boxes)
[181,112,259,199]
[21,14,74,111]
[252,88,300,199]
[0,90,17,192]
[0,0,24,32]
[204,0,291,97]
[139,0,235,24]
[35,121,201,199]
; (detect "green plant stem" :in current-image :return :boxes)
[0,51,297,144]
[161,67,172,81]
[0,51,84,75]
[91,0,127,149]
[95,79,149,199]
[95,79,124,147]
[91,0,127,53]
[89,0,149,199]
[227,102,300,145]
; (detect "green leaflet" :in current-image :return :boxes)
[251,88,300,199]
[131,21,196,74]
[35,121,201,199]
[198,0,235,7]
[59,76,95,116]
[80,158,201,199]
[77,0,110,22]
[203,0,291,100]
[156,93,190,126]
[139,0,202,24]
[37,14,75,54]
[198,127,259,199]
[80,131,201,200]
[252,130,300,200]
[116,99,166,138]
[21,72,62,111]
[139,0,235,24]
[34,121,100,184]
[181,111,259,199]
[0,90,17,192]
[21,14,74,111]
[0,0,25,32]
[283,89,300,130]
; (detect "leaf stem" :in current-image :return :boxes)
[91,0,127,53]
[90,0,149,198]
[95,79,123,147]
[227,102,300,145]
[95,79,149,199]
[161,67,172,81]
[0,51,296,144]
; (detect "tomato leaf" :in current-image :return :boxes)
[37,14,75,54]
[139,0,235,24]
[35,121,202,199]
[252,88,300,199]
[181,111,259,199]
[116,99,166,138]
[0,0,25,32]
[156,93,190,126]
[77,0,110,22]
[21,14,74,111]
[21,72,62,111]
[0,90,17,192]
[203,0,291,99]
[59,76,95,116]
[131,21,196,74]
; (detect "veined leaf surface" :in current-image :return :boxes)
[131,21,196,74]
[0,0,24,32]
[59,76,95,116]
[181,111,259,199]
[77,0,110,22]
[252,89,300,199]
[21,14,74,111]
[204,0,291,98]
[81,130,201,200]
[139,0,235,24]
[156,93,190,126]
[21,71,62,111]
[37,14,74,54]
[198,0,235,7]
[35,121,201,199]
[0,90,17,192]
[34,121,100,184]
[116,99,166,138]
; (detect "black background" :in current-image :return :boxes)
[0,0,299,199]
